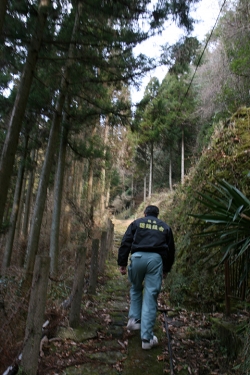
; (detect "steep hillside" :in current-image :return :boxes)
[164,107,250,311]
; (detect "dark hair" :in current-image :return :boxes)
[144,205,159,216]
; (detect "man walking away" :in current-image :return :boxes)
[117,205,175,349]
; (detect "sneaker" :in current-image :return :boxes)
[142,335,158,350]
[126,318,141,330]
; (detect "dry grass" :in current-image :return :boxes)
[112,218,133,233]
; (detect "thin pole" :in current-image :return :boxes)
[163,311,174,375]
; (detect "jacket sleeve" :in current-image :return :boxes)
[117,221,136,267]
[164,227,176,273]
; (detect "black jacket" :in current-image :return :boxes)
[117,215,175,273]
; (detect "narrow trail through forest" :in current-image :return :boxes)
[37,219,240,375]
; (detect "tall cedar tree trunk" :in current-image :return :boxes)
[73,159,83,206]
[69,247,87,327]
[2,200,11,225]
[87,126,96,214]
[181,127,184,184]
[144,176,146,201]
[0,0,50,229]
[77,162,84,207]
[25,3,82,282]
[72,159,76,201]
[87,158,94,212]
[169,157,173,191]
[131,174,134,202]
[0,0,8,37]
[22,149,37,239]
[2,135,28,273]
[21,255,50,375]
[15,174,26,238]
[50,125,67,277]
[168,148,173,191]
[148,142,153,198]
[99,230,107,274]
[62,163,74,246]
[88,239,99,294]
[100,119,109,213]
[105,174,111,208]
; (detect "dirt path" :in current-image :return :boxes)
[36,220,241,375]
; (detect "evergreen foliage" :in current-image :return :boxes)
[132,60,199,190]
[190,180,250,274]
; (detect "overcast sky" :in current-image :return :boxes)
[131,0,220,103]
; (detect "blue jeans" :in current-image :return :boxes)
[128,252,163,341]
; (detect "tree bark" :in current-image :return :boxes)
[69,247,87,328]
[2,135,28,273]
[88,239,99,294]
[105,174,111,208]
[15,173,26,239]
[169,156,173,191]
[181,127,185,185]
[24,114,61,283]
[144,176,147,201]
[99,231,107,274]
[22,149,37,239]
[77,162,84,207]
[87,125,96,214]
[25,3,82,284]
[2,198,11,226]
[62,165,74,246]
[0,0,50,229]
[50,125,67,277]
[131,173,134,201]
[100,118,109,213]
[21,255,50,375]
[87,158,94,213]
[106,218,114,259]
[73,159,84,206]
[149,142,153,198]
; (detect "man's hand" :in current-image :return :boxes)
[119,266,127,275]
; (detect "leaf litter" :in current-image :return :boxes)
[36,283,246,375]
